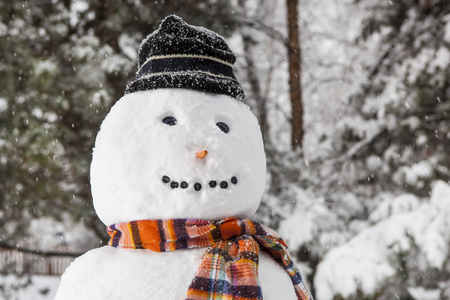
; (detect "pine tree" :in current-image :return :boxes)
[0,0,239,250]
[331,0,450,196]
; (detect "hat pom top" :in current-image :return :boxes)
[139,15,236,66]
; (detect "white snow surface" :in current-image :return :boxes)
[314,181,450,299]
[445,13,450,43]
[278,186,345,254]
[0,275,60,300]
[91,89,266,225]
[0,97,7,112]
[22,215,99,251]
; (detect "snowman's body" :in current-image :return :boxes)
[56,246,297,299]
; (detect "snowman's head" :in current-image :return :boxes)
[91,89,266,225]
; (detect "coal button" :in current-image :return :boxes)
[209,181,217,188]
[194,183,202,191]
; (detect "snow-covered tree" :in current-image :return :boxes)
[0,0,239,253]
[259,1,450,298]
[330,0,450,196]
[281,1,450,298]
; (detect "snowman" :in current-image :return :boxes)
[55,15,312,300]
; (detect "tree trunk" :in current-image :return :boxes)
[286,0,303,150]
[241,35,270,145]
[237,0,270,144]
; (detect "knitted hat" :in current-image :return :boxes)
[125,15,244,100]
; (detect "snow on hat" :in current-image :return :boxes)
[125,15,245,100]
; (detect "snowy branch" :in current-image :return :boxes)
[338,128,387,162]
[236,16,288,46]
[305,30,366,49]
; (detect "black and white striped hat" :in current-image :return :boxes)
[125,15,244,101]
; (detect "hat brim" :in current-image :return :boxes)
[125,72,244,101]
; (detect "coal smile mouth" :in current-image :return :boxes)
[161,175,238,191]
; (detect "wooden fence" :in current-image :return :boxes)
[0,245,81,276]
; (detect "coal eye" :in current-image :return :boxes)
[216,122,229,134]
[162,116,177,126]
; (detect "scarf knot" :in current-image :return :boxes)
[107,218,312,300]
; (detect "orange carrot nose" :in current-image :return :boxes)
[196,150,208,159]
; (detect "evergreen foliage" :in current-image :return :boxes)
[0,0,238,246]
[332,0,450,196]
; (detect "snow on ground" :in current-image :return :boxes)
[0,275,60,300]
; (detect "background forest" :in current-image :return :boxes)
[0,0,449,299]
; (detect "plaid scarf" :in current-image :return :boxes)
[107,218,312,300]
